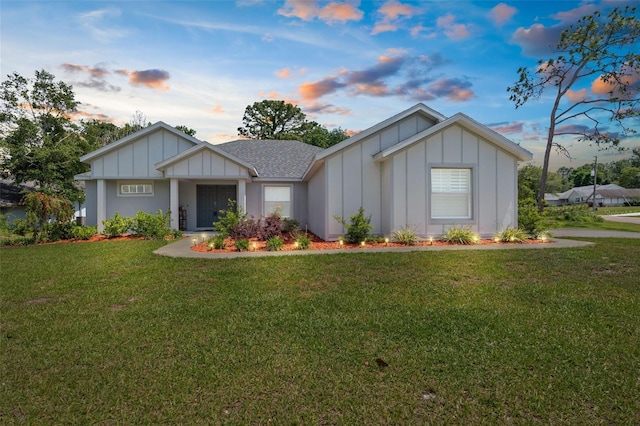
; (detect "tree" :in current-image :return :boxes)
[237,100,349,147]
[619,166,640,188]
[238,100,307,140]
[507,6,640,211]
[518,164,542,200]
[300,122,349,148]
[0,70,88,201]
[175,125,196,137]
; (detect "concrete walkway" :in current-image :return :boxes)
[154,235,595,259]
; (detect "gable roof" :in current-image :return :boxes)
[557,184,623,199]
[216,139,324,179]
[79,121,201,163]
[372,112,533,162]
[155,142,259,177]
[313,103,446,162]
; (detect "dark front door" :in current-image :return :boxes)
[196,185,236,228]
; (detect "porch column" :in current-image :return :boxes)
[96,179,106,233]
[170,178,179,230]
[237,179,247,212]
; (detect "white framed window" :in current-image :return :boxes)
[431,168,472,219]
[119,182,153,196]
[264,185,292,218]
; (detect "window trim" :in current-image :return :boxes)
[263,184,292,218]
[118,181,154,197]
[429,166,474,222]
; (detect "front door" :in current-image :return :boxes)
[196,185,237,228]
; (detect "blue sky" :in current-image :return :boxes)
[1,0,638,170]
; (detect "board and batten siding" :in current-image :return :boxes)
[162,150,250,179]
[322,112,436,240]
[387,124,518,238]
[307,165,326,240]
[90,129,195,179]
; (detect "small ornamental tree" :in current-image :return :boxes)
[334,207,373,244]
[23,191,73,242]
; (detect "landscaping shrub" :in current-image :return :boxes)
[23,191,74,242]
[215,200,258,239]
[258,212,283,241]
[47,221,74,242]
[333,207,373,244]
[10,218,30,236]
[72,225,97,240]
[102,212,132,238]
[441,226,478,244]
[518,198,548,238]
[130,210,172,239]
[295,234,311,250]
[283,217,300,234]
[0,214,9,234]
[210,234,226,250]
[498,226,528,243]
[391,226,419,246]
[545,205,603,223]
[234,238,249,252]
[266,235,284,251]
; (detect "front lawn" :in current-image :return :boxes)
[1,239,639,423]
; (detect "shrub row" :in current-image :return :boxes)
[102,210,181,240]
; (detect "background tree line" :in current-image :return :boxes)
[518,148,640,201]
[0,71,347,204]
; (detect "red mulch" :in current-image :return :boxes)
[191,234,550,253]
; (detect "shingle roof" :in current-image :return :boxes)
[216,139,324,179]
[0,179,34,207]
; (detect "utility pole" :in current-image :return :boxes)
[592,156,598,212]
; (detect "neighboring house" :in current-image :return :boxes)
[0,179,32,222]
[587,187,640,206]
[544,184,634,206]
[76,104,533,240]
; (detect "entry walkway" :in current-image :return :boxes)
[154,234,598,259]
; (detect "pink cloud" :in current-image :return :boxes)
[488,3,517,27]
[489,122,524,134]
[275,68,291,79]
[436,14,471,40]
[566,88,589,102]
[371,22,397,35]
[211,105,224,114]
[410,25,436,38]
[299,76,345,102]
[278,0,363,24]
[117,69,170,91]
[591,71,640,100]
[274,67,307,79]
[379,0,419,20]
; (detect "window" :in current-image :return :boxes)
[264,185,291,218]
[431,168,471,219]
[119,182,153,196]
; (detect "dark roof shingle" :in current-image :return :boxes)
[216,139,324,179]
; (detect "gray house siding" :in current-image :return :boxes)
[307,166,326,240]
[384,124,519,238]
[105,180,171,221]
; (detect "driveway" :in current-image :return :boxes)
[552,213,640,239]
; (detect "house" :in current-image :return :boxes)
[0,179,32,222]
[76,104,533,240]
[587,187,640,206]
[545,184,640,207]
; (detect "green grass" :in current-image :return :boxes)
[557,220,640,232]
[2,239,640,423]
[595,206,640,216]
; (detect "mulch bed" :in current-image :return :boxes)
[190,233,549,253]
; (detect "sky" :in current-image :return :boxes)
[1,0,638,171]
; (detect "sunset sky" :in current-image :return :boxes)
[1,0,638,170]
